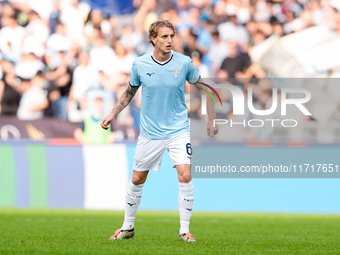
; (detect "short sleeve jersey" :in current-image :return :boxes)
[129,51,200,139]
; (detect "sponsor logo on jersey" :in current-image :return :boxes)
[146,72,155,76]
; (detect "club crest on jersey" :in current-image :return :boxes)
[134,159,141,167]
[169,69,181,78]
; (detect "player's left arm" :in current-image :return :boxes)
[186,58,218,137]
[194,78,218,137]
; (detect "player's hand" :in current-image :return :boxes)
[207,119,218,137]
[101,113,115,130]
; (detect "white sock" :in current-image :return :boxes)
[121,180,144,230]
[178,180,194,234]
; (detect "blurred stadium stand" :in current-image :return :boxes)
[0,0,339,143]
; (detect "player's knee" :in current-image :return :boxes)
[131,175,147,185]
[179,173,192,183]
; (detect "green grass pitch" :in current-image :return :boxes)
[1,209,340,255]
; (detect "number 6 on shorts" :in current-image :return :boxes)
[186,143,192,155]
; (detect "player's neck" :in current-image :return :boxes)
[152,50,172,63]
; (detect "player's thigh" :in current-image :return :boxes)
[166,133,192,168]
[133,136,166,172]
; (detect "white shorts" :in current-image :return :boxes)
[133,133,192,171]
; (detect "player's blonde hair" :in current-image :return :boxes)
[148,19,176,47]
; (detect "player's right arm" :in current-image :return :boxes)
[100,84,140,130]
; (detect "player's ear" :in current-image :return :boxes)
[151,36,156,46]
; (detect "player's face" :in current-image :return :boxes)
[153,26,175,54]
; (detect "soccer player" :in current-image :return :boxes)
[100,19,217,242]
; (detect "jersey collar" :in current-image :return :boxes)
[151,51,173,66]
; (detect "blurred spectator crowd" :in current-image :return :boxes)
[0,0,340,141]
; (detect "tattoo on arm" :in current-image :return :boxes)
[112,85,140,118]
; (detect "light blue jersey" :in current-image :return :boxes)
[129,51,200,139]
